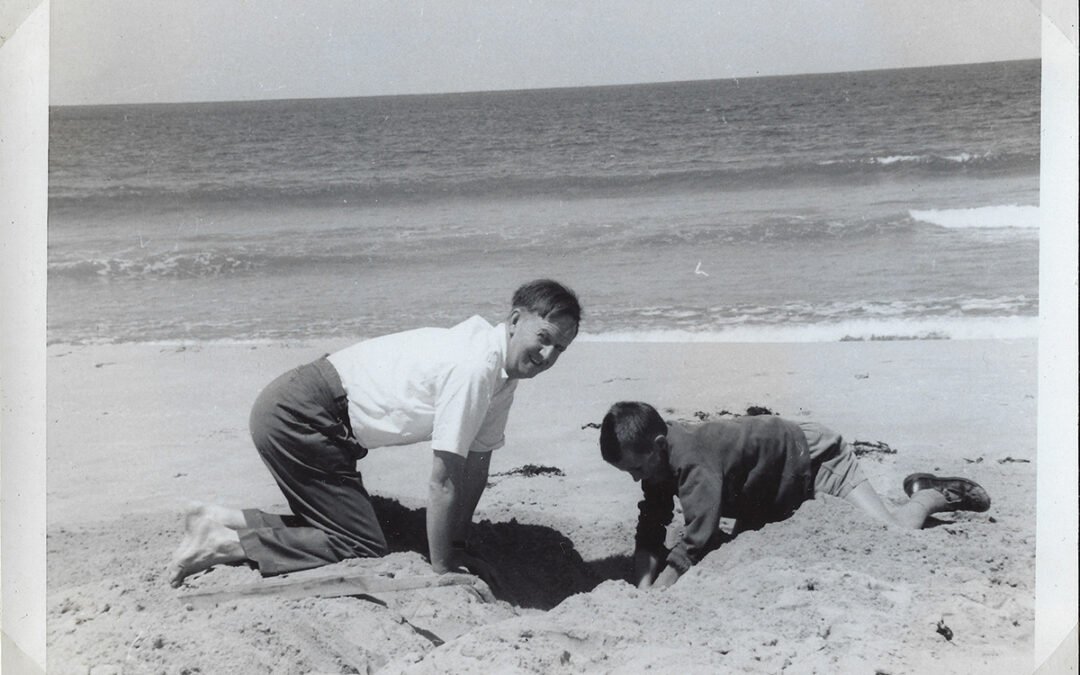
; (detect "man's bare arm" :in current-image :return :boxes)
[428,450,466,573]
[453,450,492,543]
[428,450,501,590]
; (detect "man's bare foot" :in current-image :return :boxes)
[181,501,247,530]
[167,508,246,588]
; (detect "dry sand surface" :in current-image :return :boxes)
[47,338,1038,674]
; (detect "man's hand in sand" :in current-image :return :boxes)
[453,549,503,595]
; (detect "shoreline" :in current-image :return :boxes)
[45,322,1041,348]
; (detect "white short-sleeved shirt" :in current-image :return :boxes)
[326,316,517,457]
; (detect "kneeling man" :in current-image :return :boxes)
[168,279,581,588]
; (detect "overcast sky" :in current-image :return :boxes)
[51,0,1042,105]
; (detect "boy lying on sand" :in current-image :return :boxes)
[600,401,991,590]
[167,279,580,589]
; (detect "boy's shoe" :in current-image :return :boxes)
[903,473,991,512]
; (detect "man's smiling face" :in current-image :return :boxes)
[504,309,577,379]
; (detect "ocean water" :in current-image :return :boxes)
[48,60,1041,344]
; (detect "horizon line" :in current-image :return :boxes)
[50,57,1040,109]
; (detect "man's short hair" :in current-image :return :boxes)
[512,279,582,327]
[599,401,667,464]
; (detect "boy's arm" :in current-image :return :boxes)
[651,564,682,589]
[634,479,676,587]
[662,465,725,584]
[634,548,689,590]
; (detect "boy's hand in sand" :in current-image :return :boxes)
[649,566,681,590]
[633,547,663,589]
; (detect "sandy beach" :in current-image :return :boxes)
[46,337,1038,674]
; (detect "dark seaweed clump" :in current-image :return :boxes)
[490,464,566,479]
[851,440,896,457]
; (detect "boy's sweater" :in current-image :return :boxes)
[637,415,813,573]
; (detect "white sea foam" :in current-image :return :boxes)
[909,204,1039,229]
[874,155,924,165]
[818,152,990,167]
[578,316,1038,344]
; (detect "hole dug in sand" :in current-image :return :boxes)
[373,496,631,611]
[162,496,632,674]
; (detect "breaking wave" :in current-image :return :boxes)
[580,316,1039,343]
[909,204,1040,229]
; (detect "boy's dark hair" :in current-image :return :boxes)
[512,279,582,327]
[599,401,667,464]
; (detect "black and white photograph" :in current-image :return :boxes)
[2,1,1077,673]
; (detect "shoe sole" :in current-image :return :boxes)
[903,472,991,512]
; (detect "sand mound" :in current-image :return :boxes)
[382,498,1032,674]
[48,489,1033,674]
